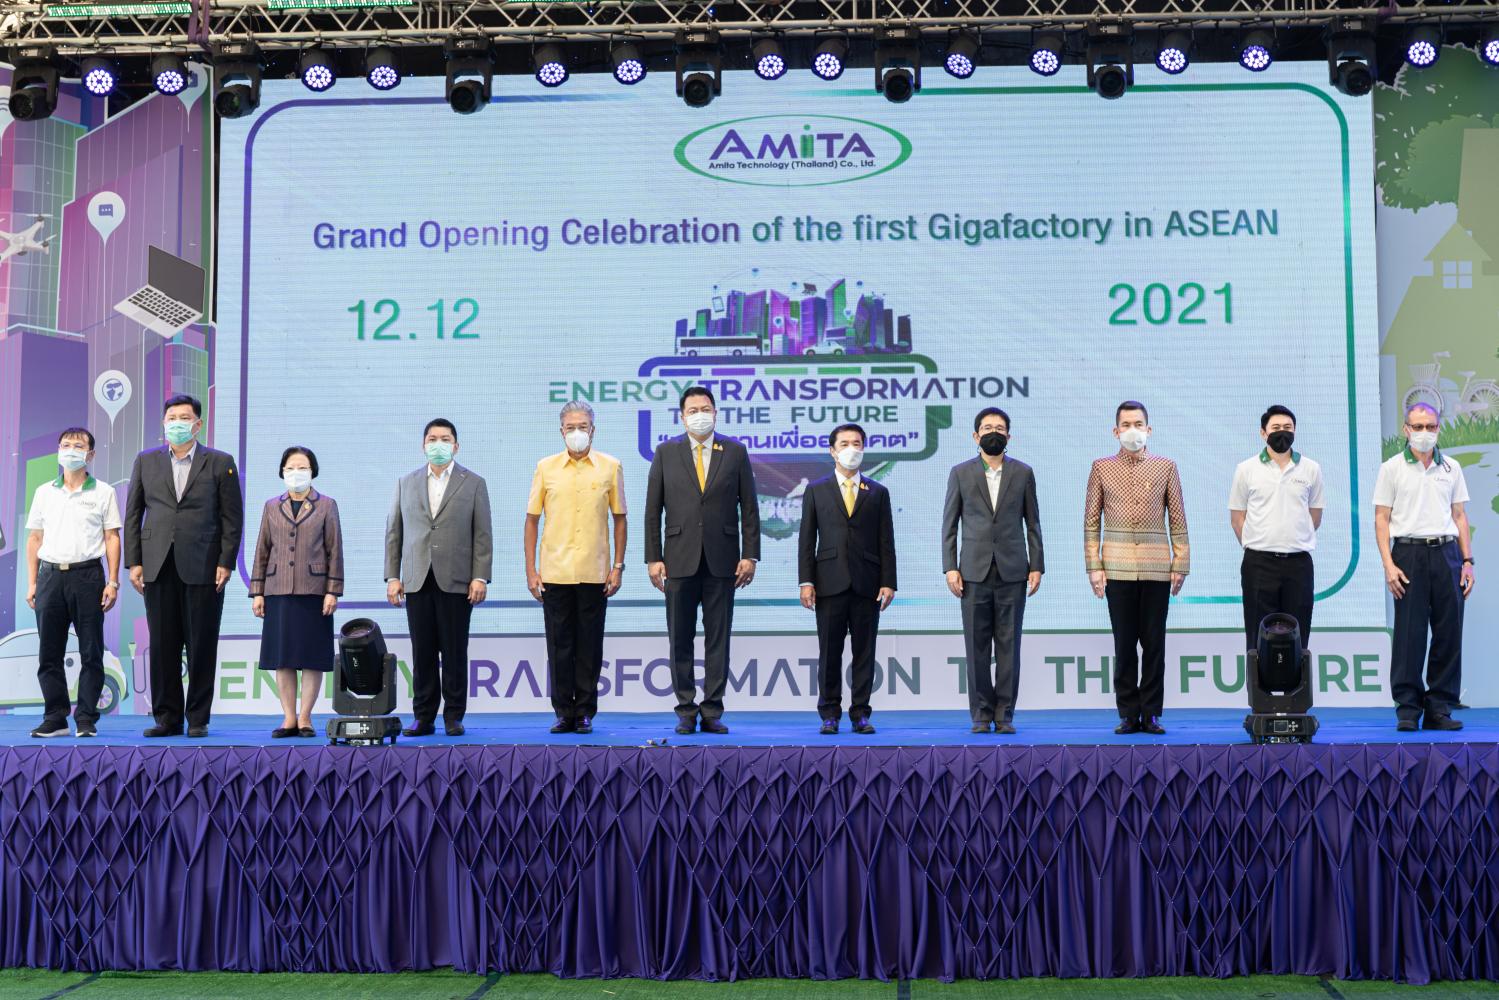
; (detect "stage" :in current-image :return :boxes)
[2,709,1497,983]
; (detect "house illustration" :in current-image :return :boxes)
[1382,127,1499,431]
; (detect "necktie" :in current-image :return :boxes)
[843,478,856,517]
[695,444,706,492]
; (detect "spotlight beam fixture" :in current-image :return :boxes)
[1405,25,1441,68]
[298,46,336,92]
[675,28,722,107]
[875,24,921,102]
[611,42,646,85]
[365,45,400,90]
[444,33,493,114]
[811,32,848,81]
[80,56,117,96]
[1086,21,1134,99]
[752,35,787,81]
[1155,29,1191,75]
[151,52,188,95]
[7,47,59,121]
[1239,28,1274,72]
[1327,17,1376,96]
[212,40,262,119]
[534,43,568,87]
[1483,26,1499,67]
[944,30,979,79]
[1029,31,1063,77]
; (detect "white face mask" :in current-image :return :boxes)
[564,429,591,453]
[1409,430,1439,454]
[283,469,313,493]
[58,448,89,472]
[1119,428,1149,452]
[684,412,715,437]
[835,446,864,471]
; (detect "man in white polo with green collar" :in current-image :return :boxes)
[1229,404,1325,652]
[1374,401,1475,733]
[24,427,122,738]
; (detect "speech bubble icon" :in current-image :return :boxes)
[94,369,132,427]
[88,191,125,247]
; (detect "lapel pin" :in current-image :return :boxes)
[713,443,723,452]
[859,481,869,491]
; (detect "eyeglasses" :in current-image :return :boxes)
[1407,423,1440,432]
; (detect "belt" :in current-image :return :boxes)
[1245,549,1311,559]
[1393,536,1457,546]
[42,558,102,572]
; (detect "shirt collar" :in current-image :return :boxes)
[170,443,197,464]
[565,450,596,467]
[1404,444,1444,465]
[689,433,715,451]
[51,473,98,491]
[835,467,861,485]
[1116,447,1146,464]
[428,463,454,481]
[1259,447,1301,464]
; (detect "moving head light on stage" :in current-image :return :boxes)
[328,618,402,746]
[1244,613,1319,744]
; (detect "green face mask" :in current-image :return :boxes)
[425,440,454,466]
[164,420,196,446]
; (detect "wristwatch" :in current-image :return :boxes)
[1462,557,1476,566]
[613,563,625,570]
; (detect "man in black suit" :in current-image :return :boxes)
[798,423,896,735]
[125,395,245,737]
[645,387,760,734]
[941,407,1044,734]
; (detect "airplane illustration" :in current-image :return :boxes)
[0,217,52,264]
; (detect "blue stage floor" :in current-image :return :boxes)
[1,707,1495,747]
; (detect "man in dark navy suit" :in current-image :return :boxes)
[798,423,897,735]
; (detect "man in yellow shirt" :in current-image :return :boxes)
[525,401,628,734]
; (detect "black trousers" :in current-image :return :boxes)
[143,549,224,729]
[815,589,880,721]
[35,560,106,725]
[1390,540,1465,722]
[543,582,607,720]
[1241,550,1315,650]
[665,560,734,722]
[1105,579,1170,721]
[405,570,474,724]
[961,565,1027,723]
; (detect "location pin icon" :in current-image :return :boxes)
[176,63,208,112]
[94,369,132,428]
[88,191,125,248]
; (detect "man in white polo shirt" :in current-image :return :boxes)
[24,427,123,738]
[1229,405,1325,651]
[1373,402,1475,732]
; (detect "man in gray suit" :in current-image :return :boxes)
[125,394,245,738]
[385,418,493,736]
[645,387,760,734]
[941,407,1044,734]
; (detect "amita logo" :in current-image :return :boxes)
[675,115,911,187]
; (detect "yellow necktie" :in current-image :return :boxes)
[843,478,856,516]
[695,444,706,492]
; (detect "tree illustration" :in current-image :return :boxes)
[1375,45,1499,209]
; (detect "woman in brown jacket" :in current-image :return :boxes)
[250,446,344,737]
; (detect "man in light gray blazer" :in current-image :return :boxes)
[941,407,1044,735]
[385,418,493,736]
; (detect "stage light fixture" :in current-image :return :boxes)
[1239,29,1274,72]
[151,53,188,95]
[1243,613,1319,744]
[875,26,921,102]
[213,41,262,119]
[752,37,787,81]
[1405,25,1440,68]
[81,56,118,96]
[675,29,722,107]
[298,47,336,92]
[612,43,646,84]
[1483,27,1499,67]
[444,34,494,114]
[811,34,848,81]
[8,49,59,121]
[1029,32,1063,76]
[1327,19,1376,96]
[534,44,569,87]
[327,618,402,746]
[944,31,979,79]
[1086,22,1133,99]
[1155,30,1191,75]
[365,46,400,90]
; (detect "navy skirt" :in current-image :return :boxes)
[258,594,335,671]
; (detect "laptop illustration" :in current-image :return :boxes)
[114,246,205,337]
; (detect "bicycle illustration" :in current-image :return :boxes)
[1403,352,1499,422]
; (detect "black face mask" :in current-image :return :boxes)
[1267,430,1295,454]
[979,432,1008,456]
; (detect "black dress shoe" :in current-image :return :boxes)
[143,724,182,738]
[700,718,729,734]
[1114,718,1141,735]
[445,722,466,737]
[1396,719,1419,732]
[971,721,992,734]
[1141,717,1166,735]
[1423,714,1463,731]
[550,718,575,734]
[403,721,436,737]
[574,717,593,735]
[271,727,298,739]
[187,726,209,738]
[674,719,696,735]
[852,718,876,735]
[819,718,839,735]
[994,721,1016,735]
[298,726,315,738]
